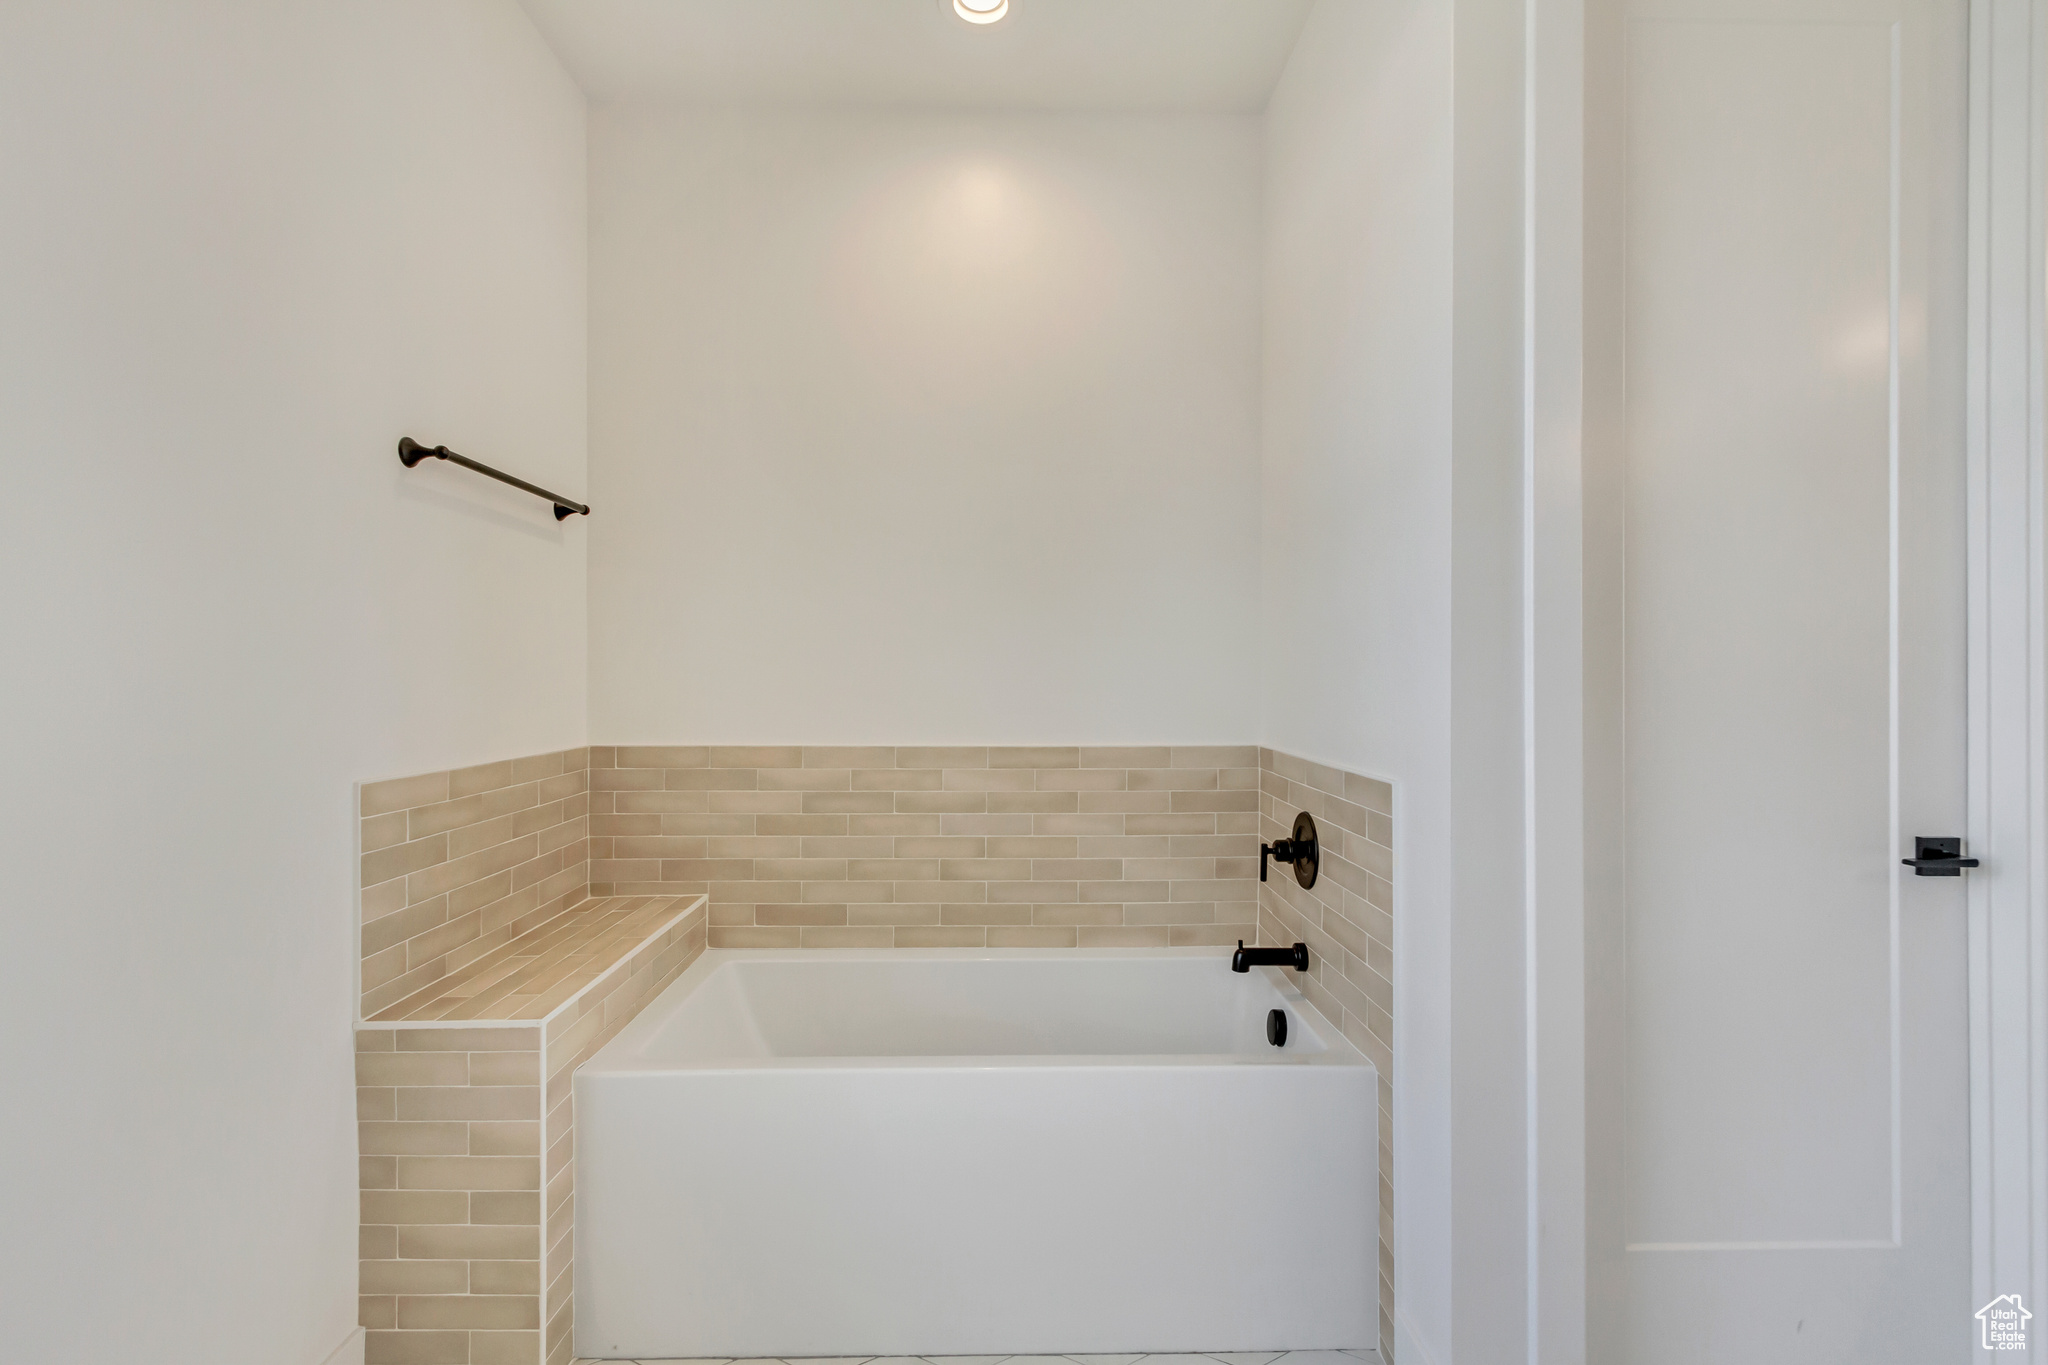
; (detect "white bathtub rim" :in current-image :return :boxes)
[583,1053,1368,1073]
[580,945,1374,1075]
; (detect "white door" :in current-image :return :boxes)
[1617,0,1973,1358]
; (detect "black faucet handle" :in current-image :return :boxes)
[1260,811,1320,889]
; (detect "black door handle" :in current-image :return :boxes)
[1903,836,1979,876]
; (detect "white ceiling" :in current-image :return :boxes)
[516,0,1317,112]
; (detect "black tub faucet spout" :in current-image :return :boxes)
[1232,940,1309,973]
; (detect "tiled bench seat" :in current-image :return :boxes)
[369,895,703,1023]
[356,893,708,1365]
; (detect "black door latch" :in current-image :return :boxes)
[1902,836,1980,877]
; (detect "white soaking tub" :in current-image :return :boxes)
[573,948,1377,1359]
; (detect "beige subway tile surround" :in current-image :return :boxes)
[360,749,594,1021]
[356,744,1393,1363]
[1256,748,1396,1358]
[585,745,1262,946]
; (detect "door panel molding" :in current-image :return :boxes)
[1621,8,1909,1251]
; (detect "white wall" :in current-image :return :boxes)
[1445,0,1537,1358]
[0,4,587,1362]
[587,106,1262,743]
[1258,2,1457,1358]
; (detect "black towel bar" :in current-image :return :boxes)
[399,437,589,519]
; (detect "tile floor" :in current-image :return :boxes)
[574,1353,1384,1365]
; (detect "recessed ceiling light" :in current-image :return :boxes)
[954,0,1008,24]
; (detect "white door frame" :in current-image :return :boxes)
[1965,1,2048,1358]
[1527,3,1589,1364]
